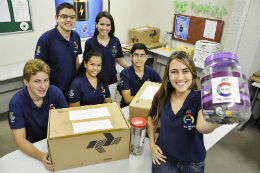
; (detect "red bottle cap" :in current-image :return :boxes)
[131,117,147,128]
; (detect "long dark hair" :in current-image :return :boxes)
[94,11,115,38]
[147,51,199,124]
[77,50,109,85]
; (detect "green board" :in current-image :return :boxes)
[0,0,33,34]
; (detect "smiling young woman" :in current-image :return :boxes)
[146,51,221,173]
[83,11,130,102]
[68,50,112,107]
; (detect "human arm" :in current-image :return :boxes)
[147,116,166,165]
[13,128,55,172]
[116,58,130,68]
[104,97,112,103]
[196,109,221,134]
[69,101,80,107]
[76,56,79,71]
[121,90,134,104]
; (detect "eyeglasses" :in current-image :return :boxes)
[133,53,147,58]
[57,14,76,20]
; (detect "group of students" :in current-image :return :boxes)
[8,2,220,173]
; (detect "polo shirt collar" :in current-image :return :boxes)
[82,73,102,92]
[23,87,47,109]
[164,90,198,116]
[54,25,73,42]
[131,65,149,80]
[93,35,113,48]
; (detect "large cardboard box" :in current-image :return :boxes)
[47,103,131,171]
[129,26,160,45]
[193,40,221,69]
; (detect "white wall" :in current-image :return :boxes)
[0,0,56,66]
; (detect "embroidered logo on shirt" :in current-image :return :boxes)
[9,112,15,123]
[119,78,123,85]
[183,110,196,130]
[49,104,55,110]
[101,86,106,98]
[36,46,41,55]
[112,46,117,57]
[69,90,74,98]
[73,42,78,53]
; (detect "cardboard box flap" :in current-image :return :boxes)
[130,81,161,109]
[48,103,129,139]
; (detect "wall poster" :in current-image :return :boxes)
[174,15,190,40]
[55,0,103,39]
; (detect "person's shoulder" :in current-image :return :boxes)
[86,36,96,43]
[9,89,25,106]
[71,30,80,38]
[71,74,85,85]
[38,28,55,41]
[113,37,121,43]
[48,85,63,94]
[190,90,201,101]
[121,65,133,75]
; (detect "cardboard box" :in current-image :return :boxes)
[47,103,131,171]
[193,40,221,69]
[129,26,160,45]
[129,81,161,137]
[176,46,195,58]
[129,81,161,121]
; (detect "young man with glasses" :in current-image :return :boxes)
[34,2,82,100]
[118,43,162,108]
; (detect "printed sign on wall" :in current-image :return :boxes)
[174,15,190,40]
[55,0,103,39]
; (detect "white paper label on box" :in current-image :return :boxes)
[72,119,113,134]
[139,85,159,100]
[135,27,149,31]
[69,107,111,120]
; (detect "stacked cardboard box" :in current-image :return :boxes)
[47,103,131,171]
[122,26,162,53]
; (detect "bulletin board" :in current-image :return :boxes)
[0,0,33,34]
[172,14,224,45]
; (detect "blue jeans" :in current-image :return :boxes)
[152,153,205,173]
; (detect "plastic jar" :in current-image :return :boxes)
[200,52,251,124]
[130,117,147,156]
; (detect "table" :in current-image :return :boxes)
[0,107,237,173]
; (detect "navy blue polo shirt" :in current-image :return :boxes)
[68,73,110,106]
[118,65,161,108]
[83,36,123,85]
[34,26,82,95]
[150,90,206,163]
[9,85,68,143]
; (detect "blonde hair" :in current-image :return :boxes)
[147,51,199,124]
[23,59,50,82]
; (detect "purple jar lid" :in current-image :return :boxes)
[205,52,238,66]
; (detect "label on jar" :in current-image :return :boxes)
[140,129,146,147]
[211,77,240,104]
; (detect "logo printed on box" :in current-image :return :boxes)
[86,133,122,153]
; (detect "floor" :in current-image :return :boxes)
[1,93,260,173]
